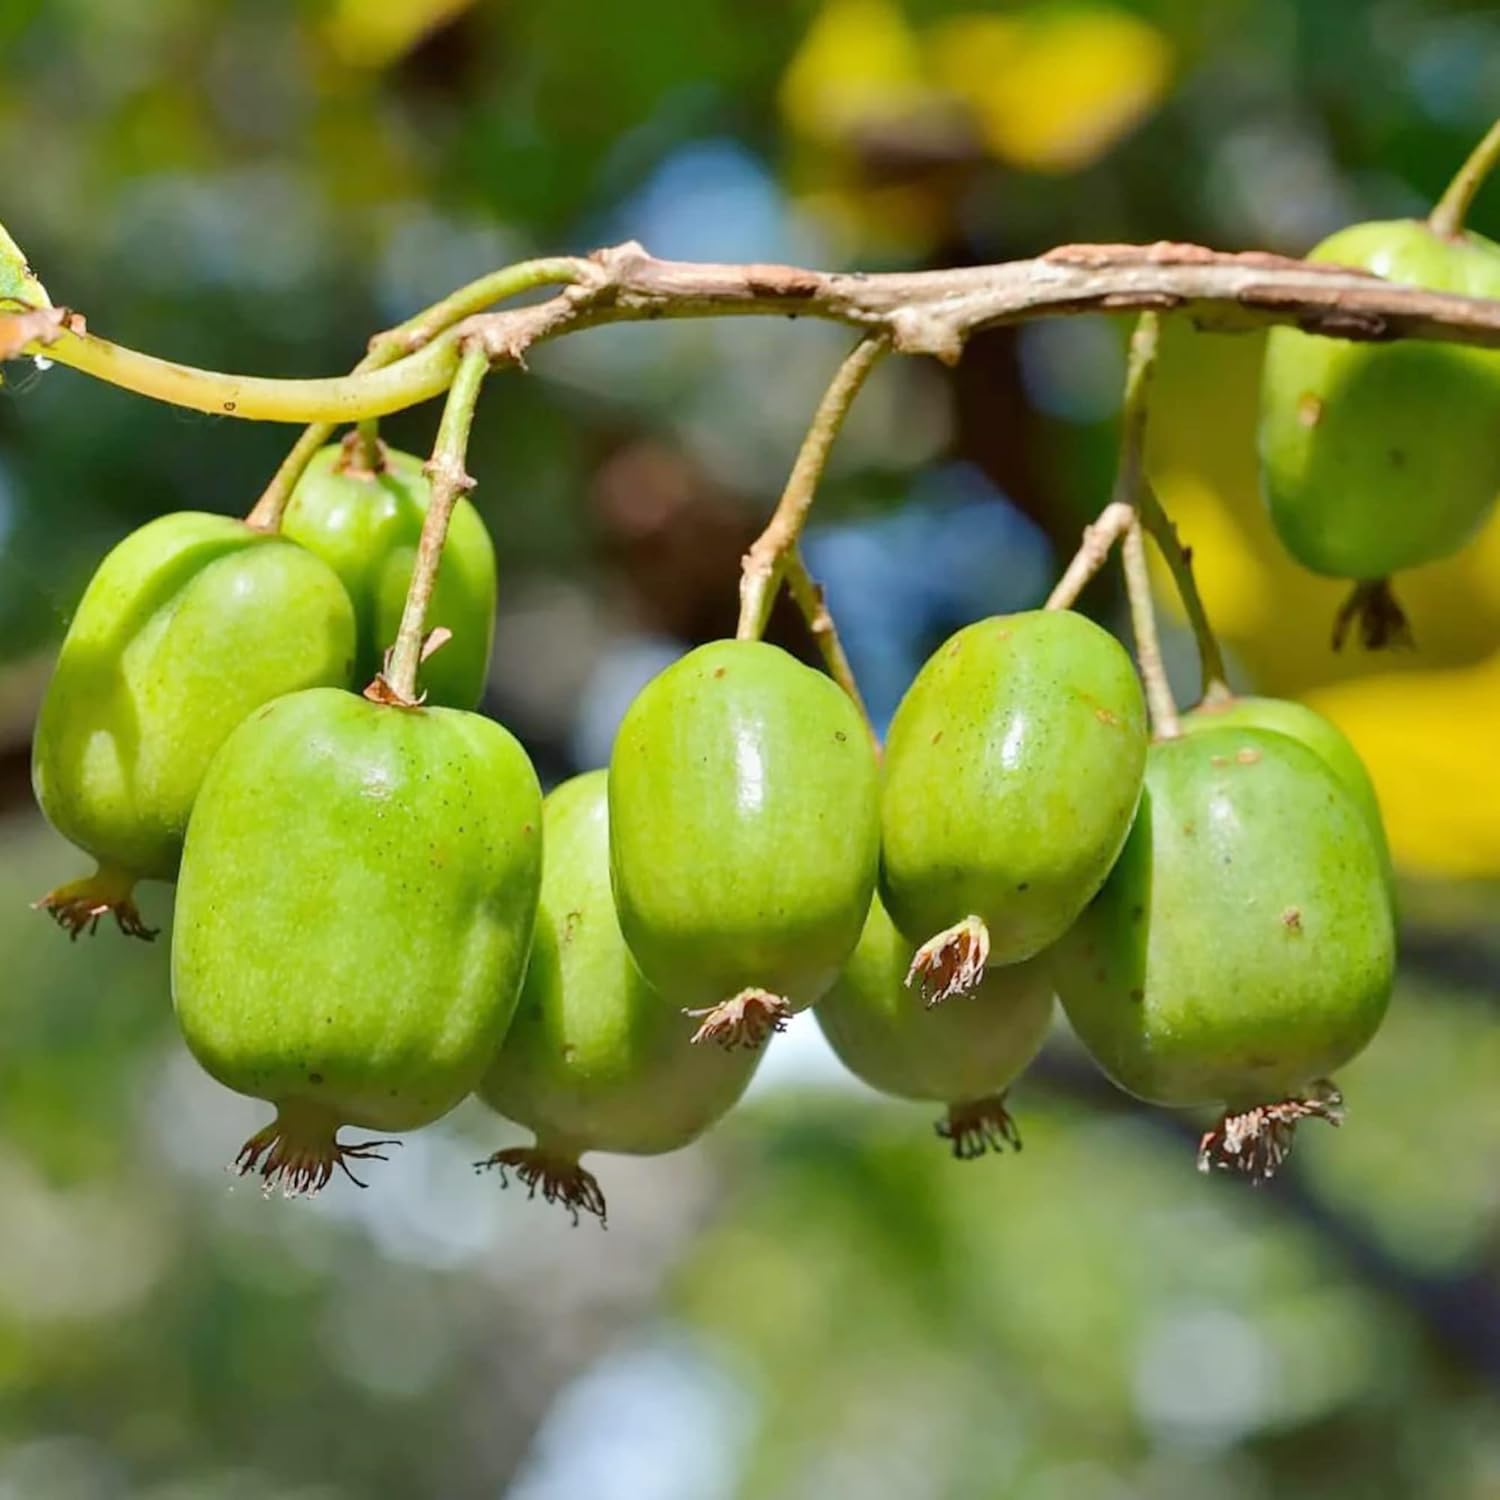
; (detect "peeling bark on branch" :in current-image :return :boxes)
[17,238,1500,423]
[457,238,1500,375]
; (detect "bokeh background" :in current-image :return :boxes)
[3,1,1500,1496]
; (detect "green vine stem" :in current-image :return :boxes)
[371,341,491,705]
[245,257,580,530]
[1430,117,1500,239]
[737,334,889,642]
[783,548,880,754]
[32,323,461,421]
[369,256,583,362]
[1122,517,1180,740]
[9,256,586,429]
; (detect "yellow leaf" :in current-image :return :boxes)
[321,0,476,71]
[780,0,931,146]
[1305,656,1500,880]
[927,5,1171,173]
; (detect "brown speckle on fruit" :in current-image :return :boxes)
[1296,392,1322,428]
[1236,748,1262,766]
[1281,906,1303,933]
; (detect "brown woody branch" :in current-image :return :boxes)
[17,238,1500,424]
[460,238,1500,372]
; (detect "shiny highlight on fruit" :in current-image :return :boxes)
[609,640,880,1047]
[879,610,1147,1002]
[172,688,542,1195]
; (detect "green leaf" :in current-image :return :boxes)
[0,218,49,309]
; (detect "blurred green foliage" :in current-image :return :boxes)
[3,1,1500,1496]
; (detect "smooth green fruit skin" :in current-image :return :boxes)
[1184,694,1394,894]
[609,640,881,1013]
[282,444,497,708]
[172,688,542,1133]
[32,513,356,881]
[1053,727,1394,1109]
[481,771,760,1156]
[1260,219,1500,579]
[816,893,1054,1105]
[879,610,1148,964]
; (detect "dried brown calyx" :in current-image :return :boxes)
[34,868,157,941]
[1332,579,1412,652]
[234,1107,398,1196]
[362,629,454,708]
[684,987,790,1049]
[1196,1080,1345,1184]
[477,1146,607,1227]
[906,915,990,1006]
[936,1094,1023,1160]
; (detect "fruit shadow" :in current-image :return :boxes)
[1082,783,1155,1075]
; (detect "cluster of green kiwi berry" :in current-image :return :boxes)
[27,404,1399,1221]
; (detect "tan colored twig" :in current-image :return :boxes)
[736,334,889,641]
[1123,517,1180,740]
[369,341,489,706]
[1047,314,1229,704]
[1047,312,1159,609]
[1046,501,1136,612]
[1138,480,1231,702]
[783,549,880,755]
